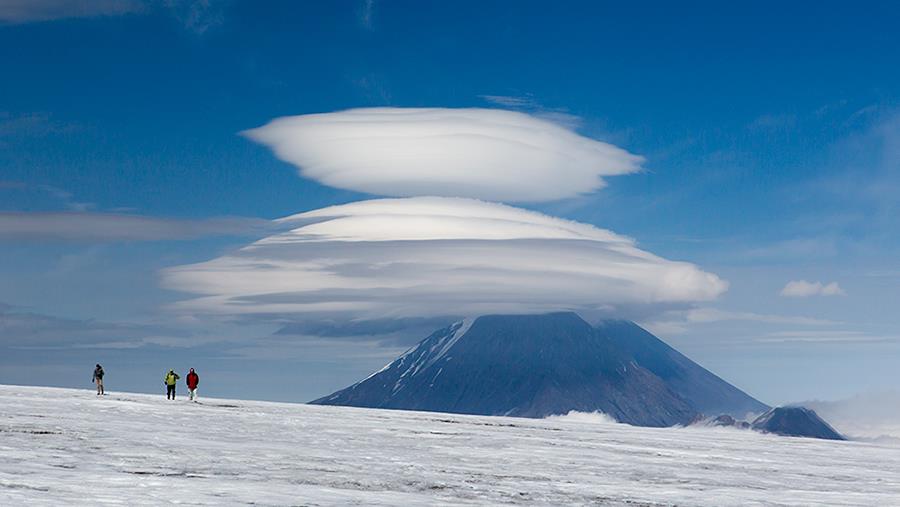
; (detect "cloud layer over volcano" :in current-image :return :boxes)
[162,197,727,320]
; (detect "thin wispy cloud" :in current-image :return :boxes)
[0,302,178,349]
[225,335,407,362]
[0,112,81,138]
[0,0,226,34]
[0,181,95,211]
[799,108,900,242]
[747,113,797,132]
[744,237,839,260]
[479,94,583,129]
[757,330,895,344]
[479,95,539,108]
[0,212,273,242]
[163,0,227,34]
[780,280,845,297]
[864,269,900,279]
[357,0,374,30]
[162,197,727,322]
[242,107,642,203]
[534,110,584,130]
[0,300,267,351]
[352,73,392,103]
[643,307,837,336]
[685,308,838,326]
[0,0,143,23]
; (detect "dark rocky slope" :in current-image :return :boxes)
[597,320,768,418]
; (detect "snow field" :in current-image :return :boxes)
[1,385,898,506]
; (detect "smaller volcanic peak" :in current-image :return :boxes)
[751,406,846,440]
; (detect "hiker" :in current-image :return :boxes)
[92,364,105,396]
[164,369,180,400]
[186,368,199,402]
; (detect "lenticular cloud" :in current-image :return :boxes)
[162,197,727,319]
[170,109,720,322]
[242,108,643,203]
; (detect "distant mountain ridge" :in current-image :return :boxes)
[312,312,768,427]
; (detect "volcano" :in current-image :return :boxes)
[311,312,767,427]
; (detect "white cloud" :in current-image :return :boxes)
[242,108,643,203]
[0,0,142,23]
[780,280,846,298]
[162,197,726,320]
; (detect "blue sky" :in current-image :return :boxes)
[2,0,899,405]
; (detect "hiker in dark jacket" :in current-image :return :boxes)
[164,369,180,400]
[186,368,199,402]
[92,364,105,396]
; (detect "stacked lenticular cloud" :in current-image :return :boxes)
[163,108,726,320]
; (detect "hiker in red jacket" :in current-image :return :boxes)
[186,368,199,402]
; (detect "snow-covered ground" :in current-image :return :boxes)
[1,385,898,506]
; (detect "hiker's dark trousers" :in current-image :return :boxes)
[167,385,176,400]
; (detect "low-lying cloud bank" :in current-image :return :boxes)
[243,108,643,203]
[802,391,900,441]
[162,197,727,321]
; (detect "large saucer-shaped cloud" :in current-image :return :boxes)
[162,197,727,319]
[242,108,643,202]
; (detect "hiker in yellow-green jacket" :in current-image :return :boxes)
[164,369,180,400]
